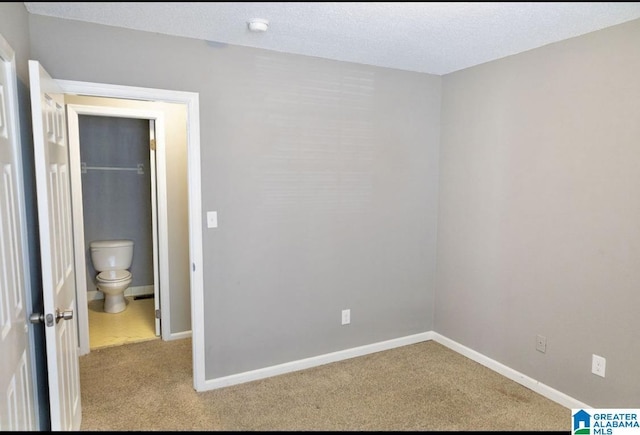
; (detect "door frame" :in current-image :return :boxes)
[57,80,205,391]
[66,104,167,354]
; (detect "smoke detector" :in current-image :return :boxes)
[248,19,269,32]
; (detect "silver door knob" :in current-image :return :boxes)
[29,312,44,324]
[55,309,73,323]
[29,309,73,327]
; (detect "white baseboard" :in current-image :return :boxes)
[199,330,589,410]
[87,285,154,301]
[202,332,434,390]
[431,332,591,409]
[167,330,192,341]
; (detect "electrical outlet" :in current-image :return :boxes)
[592,354,606,377]
[536,334,547,353]
[341,309,350,325]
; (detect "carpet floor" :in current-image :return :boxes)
[79,338,570,431]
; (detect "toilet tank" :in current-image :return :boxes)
[89,239,134,271]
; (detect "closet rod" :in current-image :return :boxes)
[80,162,144,175]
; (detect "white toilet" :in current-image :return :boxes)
[89,239,134,314]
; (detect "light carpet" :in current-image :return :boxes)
[79,338,570,431]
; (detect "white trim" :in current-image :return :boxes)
[431,332,591,409]
[198,330,588,410]
[64,110,88,353]
[150,113,171,341]
[57,80,204,391]
[168,330,192,341]
[201,332,433,390]
[66,104,168,356]
[149,121,160,336]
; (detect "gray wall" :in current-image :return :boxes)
[0,2,49,430]
[27,14,441,380]
[78,115,154,290]
[436,18,640,407]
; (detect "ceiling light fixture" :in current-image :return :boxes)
[248,19,269,33]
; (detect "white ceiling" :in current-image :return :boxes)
[23,2,640,75]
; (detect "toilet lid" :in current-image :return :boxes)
[97,270,131,283]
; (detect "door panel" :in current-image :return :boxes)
[0,36,37,431]
[29,60,81,431]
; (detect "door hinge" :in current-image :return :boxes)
[150,139,156,151]
[155,309,161,319]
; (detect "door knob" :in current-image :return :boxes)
[29,312,44,324]
[29,309,73,327]
[55,309,73,323]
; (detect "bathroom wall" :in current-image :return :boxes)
[78,115,154,297]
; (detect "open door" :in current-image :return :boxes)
[28,60,81,430]
[0,35,38,431]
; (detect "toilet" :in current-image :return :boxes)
[89,239,134,314]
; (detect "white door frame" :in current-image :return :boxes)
[66,105,167,355]
[57,80,205,391]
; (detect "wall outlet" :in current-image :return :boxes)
[536,334,547,353]
[341,309,350,325]
[592,354,606,377]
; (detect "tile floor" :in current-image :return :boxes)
[88,296,158,349]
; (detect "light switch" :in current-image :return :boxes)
[207,211,218,228]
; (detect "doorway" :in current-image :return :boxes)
[57,79,206,391]
[65,97,190,357]
[71,111,162,350]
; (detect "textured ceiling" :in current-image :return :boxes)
[23,2,640,75]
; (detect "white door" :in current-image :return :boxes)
[29,60,81,430]
[0,36,37,431]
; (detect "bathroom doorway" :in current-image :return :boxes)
[66,98,191,355]
[56,79,204,389]
[75,113,160,350]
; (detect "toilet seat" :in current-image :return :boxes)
[96,270,132,283]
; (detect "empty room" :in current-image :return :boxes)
[1,2,639,431]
